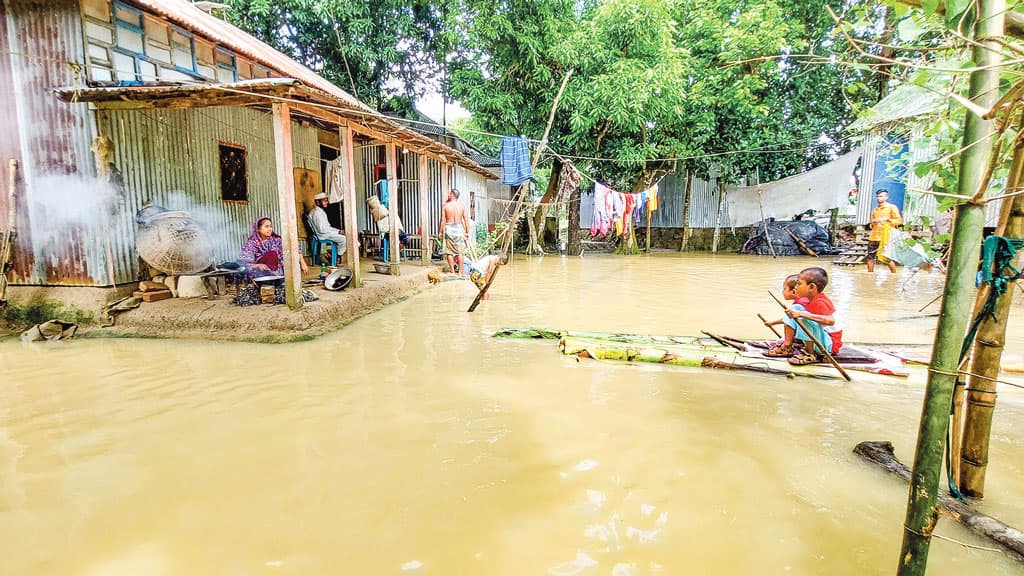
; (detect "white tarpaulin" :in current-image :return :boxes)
[725,148,862,227]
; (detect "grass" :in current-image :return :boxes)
[2,299,94,331]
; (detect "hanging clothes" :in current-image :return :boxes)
[647,186,658,212]
[591,183,611,237]
[324,147,349,204]
[556,163,582,203]
[500,136,533,186]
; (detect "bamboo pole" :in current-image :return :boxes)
[959,156,1024,497]
[768,290,851,381]
[1,160,17,305]
[468,69,573,312]
[418,153,430,266]
[341,125,361,287]
[756,169,777,258]
[711,184,725,253]
[272,102,303,310]
[385,141,400,275]
[680,171,693,252]
[897,0,1004,570]
[758,313,783,338]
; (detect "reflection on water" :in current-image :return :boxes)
[2,254,1023,575]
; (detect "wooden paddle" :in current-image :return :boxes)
[757,313,782,338]
[768,291,851,381]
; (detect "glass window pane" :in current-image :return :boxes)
[114,6,141,27]
[116,27,143,54]
[171,31,193,70]
[139,60,157,81]
[113,51,135,80]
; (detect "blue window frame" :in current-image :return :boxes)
[112,1,146,81]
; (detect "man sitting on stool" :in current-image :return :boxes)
[307,192,348,256]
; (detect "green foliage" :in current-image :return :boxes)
[225,0,451,109]
[2,299,93,330]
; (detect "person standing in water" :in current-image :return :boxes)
[867,189,902,273]
[439,189,469,274]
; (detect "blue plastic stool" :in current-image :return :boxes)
[311,238,339,267]
[380,236,407,262]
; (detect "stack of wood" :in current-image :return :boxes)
[133,280,172,302]
[832,227,870,266]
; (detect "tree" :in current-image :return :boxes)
[225,0,451,110]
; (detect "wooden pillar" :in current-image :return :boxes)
[441,163,451,258]
[272,102,302,310]
[341,124,361,287]
[385,141,400,274]
[418,153,430,266]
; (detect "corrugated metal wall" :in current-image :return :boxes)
[454,166,488,235]
[355,147,451,237]
[5,0,101,285]
[858,130,1003,228]
[96,106,320,282]
[581,171,729,230]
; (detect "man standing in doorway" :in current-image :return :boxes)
[440,189,469,274]
[866,189,902,273]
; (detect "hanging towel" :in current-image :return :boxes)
[325,156,348,204]
[501,136,533,186]
[647,186,658,212]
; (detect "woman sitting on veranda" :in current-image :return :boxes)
[239,217,308,278]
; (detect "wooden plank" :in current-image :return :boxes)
[341,125,361,288]
[385,141,401,274]
[418,153,430,266]
[273,102,303,310]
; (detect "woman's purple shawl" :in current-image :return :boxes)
[240,218,283,274]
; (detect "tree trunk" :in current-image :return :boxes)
[567,179,582,256]
[532,158,563,246]
[959,153,1024,497]
[680,171,694,251]
[897,0,1004,571]
[856,441,1024,560]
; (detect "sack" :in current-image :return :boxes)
[884,229,935,268]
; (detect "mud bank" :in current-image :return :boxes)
[84,264,440,343]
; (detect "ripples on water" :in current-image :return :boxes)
[2,254,1024,575]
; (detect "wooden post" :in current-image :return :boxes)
[441,162,450,264]
[385,141,400,274]
[680,171,693,252]
[711,184,725,254]
[273,102,303,310]
[567,180,582,256]
[418,153,430,266]
[756,169,776,258]
[897,0,1004,571]
[341,124,361,288]
[959,156,1024,497]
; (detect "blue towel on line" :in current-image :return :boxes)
[500,136,533,186]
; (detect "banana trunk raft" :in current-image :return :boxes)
[492,328,929,382]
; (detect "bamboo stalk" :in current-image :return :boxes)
[785,228,818,257]
[756,169,776,258]
[959,144,1024,497]
[1,160,17,305]
[768,291,851,381]
[680,171,694,252]
[898,0,1005,570]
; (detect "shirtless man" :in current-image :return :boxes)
[439,189,470,274]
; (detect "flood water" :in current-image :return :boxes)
[3,254,1024,575]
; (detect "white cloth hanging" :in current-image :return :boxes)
[725,148,862,227]
[325,141,350,204]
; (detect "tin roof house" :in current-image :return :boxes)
[1,0,495,308]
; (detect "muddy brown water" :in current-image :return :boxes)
[2,254,1024,575]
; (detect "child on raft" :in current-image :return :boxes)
[763,274,809,340]
[764,267,843,365]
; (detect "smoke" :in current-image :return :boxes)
[157,191,241,262]
[27,174,123,261]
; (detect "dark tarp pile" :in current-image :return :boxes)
[740,220,837,256]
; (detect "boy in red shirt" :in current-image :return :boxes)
[764,267,843,365]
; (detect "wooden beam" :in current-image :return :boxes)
[385,141,401,274]
[418,153,430,266]
[273,102,303,310]
[341,124,361,288]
